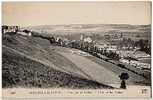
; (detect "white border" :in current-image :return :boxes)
[0,1,152,100]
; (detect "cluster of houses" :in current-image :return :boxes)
[117,50,151,70]
[2,25,19,34]
[119,58,150,70]
[78,34,151,70]
[104,33,123,40]
[94,41,117,51]
[81,34,151,70]
[2,25,32,36]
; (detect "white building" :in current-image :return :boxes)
[106,45,117,51]
[116,50,134,58]
[119,58,130,64]
[133,51,150,59]
[80,34,84,41]
[94,40,110,50]
[17,31,32,36]
[119,58,151,69]
[83,37,92,43]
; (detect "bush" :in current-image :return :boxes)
[117,64,125,68]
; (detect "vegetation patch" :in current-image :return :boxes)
[2,47,113,89]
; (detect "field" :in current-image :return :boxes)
[2,34,113,89]
[2,33,151,89]
[52,46,150,86]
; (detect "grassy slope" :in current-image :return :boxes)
[2,34,91,79]
[2,34,113,89]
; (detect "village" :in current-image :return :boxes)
[2,25,151,73]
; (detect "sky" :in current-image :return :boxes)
[2,2,151,27]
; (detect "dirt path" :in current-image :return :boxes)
[58,51,121,85]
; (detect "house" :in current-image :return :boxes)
[133,50,150,59]
[106,45,117,51]
[116,50,134,58]
[2,25,19,34]
[62,38,70,46]
[119,58,130,64]
[55,37,61,42]
[130,60,151,69]
[94,40,110,50]
[94,44,105,50]
[119,58,151,70]
[80,34,84,41]
[18,29,32,36]
[83,37,92,43]
[104,34,111,40]
[17,31,32,36]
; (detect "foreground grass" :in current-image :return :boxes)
[2,47,113,89]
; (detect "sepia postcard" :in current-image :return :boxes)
[2,1,152,99]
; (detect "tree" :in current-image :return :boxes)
[23,29,30,33]
[119,73,129,89]
[57,38,63,46]
[50,36,55,44]
[2,25,8,34]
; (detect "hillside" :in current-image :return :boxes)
[2,33,113,89]
[3,46,112,89]
[3,33,151,89]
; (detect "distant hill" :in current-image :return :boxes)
[26,24,151,35]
